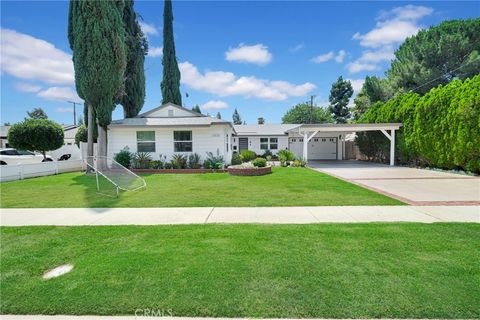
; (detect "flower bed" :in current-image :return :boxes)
[227,165,272,176]
[132,168,227,174]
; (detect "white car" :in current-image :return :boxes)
[0,148,53,165]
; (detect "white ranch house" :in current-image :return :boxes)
[107,103,401,165]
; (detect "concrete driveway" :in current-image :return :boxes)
[310,160,480,205]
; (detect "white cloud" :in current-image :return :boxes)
[37,87,81,103]
[225,43,272,65]
[349,5,433,73]
[148,46,163,57]
[16,82,42,93]
[179,61,315,101]
[346,78,365,94]
[0,28,74,85]
[139,21,159,36]
[201,100,229,110]
[290,43,305,52]
[335,50,347,63]
[311,51,334,63]
[56,107,74,113]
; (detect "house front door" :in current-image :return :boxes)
[239,138,248,152]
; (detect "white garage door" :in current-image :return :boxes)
[288,137,337,160]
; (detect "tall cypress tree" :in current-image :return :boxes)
[68,0,127,157]
[232,108,242,125]
[161,0,182,106]
[121,0,148,118]
[328,76,353,123]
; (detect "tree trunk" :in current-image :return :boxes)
[86,104,94,173]
[97,123,107,157]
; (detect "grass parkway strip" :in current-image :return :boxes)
[1,223,479,318]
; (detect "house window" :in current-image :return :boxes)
[174,131,192,152]
[260,137,269,150]
[269,138,278,150]
[260,137,278,150]
[137,131,155,152]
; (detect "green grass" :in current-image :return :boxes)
[0,167,403,207]
[1,224,479,317]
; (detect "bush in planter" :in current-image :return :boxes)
[253,157,267,167]
[171,154,187,169]
[291,159,307,167]
[279,154,287,167]
[231,152,242,165]
[240,150,256,162]
[132,152,152,169]
[187,153,201,169]
[204,152,225,169]
[149,160,163,169]
[114,147,132,168]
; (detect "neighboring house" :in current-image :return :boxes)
[0,125,81,160]
[108,103,402,165]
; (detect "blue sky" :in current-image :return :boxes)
[1,1,478,125]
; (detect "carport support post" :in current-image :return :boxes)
[302,132,308,162]
[390,129,395,166]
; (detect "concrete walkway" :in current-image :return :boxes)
[310,161,480,205]
[1,206,478,226]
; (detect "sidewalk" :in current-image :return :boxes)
[1,206,478,226]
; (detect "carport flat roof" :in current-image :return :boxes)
[288,123,402,133]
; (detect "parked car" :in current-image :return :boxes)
[0,148,53,165]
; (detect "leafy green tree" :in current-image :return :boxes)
[8,119,64,160]
[232,108,242,125]
[68,0,127,157]
[27,107,48,119]
[161,0,182,105]
[388,19,480,94]
[257,117,265,124]
[351,91,370,121]
[363,76,392,103]
[328,76,353,123]
[121,0,148,118]
[216,112,222,119]
[192,105,202,114]
[282,103,333,124]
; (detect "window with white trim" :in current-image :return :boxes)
[174,131,192,152]
[260,137,278,150]
[137,131,155,152]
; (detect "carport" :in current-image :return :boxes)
[294,123,402,165]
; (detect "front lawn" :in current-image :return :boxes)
[1,224,479,317]
[0,167,403,207]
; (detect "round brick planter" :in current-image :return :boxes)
[227,166,272,176]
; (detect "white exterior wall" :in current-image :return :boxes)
[232,135,289,155]
[107,125,233,164]
[288,131,346,160]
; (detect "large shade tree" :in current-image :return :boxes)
[161,0,182,105]
[8,119,64,160]
[328,76,353,123]
[282,103,333,124]
[388,19,480,94]
[27,107,48,119]
[121,0,148,118]
[68,0,127,158]
[232,108,242,125]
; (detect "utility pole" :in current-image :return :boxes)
[310,95,316,124]
[67,101,80,125]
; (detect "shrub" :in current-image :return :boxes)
[252,157,267,168]
[231,152,242,165]
[261,150,273,158]
[171,154,187,169]
[149,160,163,169]
[187,153,201,169]
[114,147,132,168]
[278,154,287,167]
[8,119,64,160]
[291,159,307,167]
[74,124,98,147]
[240,150,256,162]
[204,152,224,169]
[132,152,152,169]
[277,149,295,161]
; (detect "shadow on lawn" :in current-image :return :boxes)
[70,173,123,209]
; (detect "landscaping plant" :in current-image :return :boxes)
[253,157,267,168]
[204,152,225,169]
[187,153,201,169]
[277,150,295,161]
[132,152,152,169]
[114,147,132,168]
[231,152,243,165]
[170,154,187,169]
[240,150,256,162]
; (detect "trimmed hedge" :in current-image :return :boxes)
[357,75,479,173]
